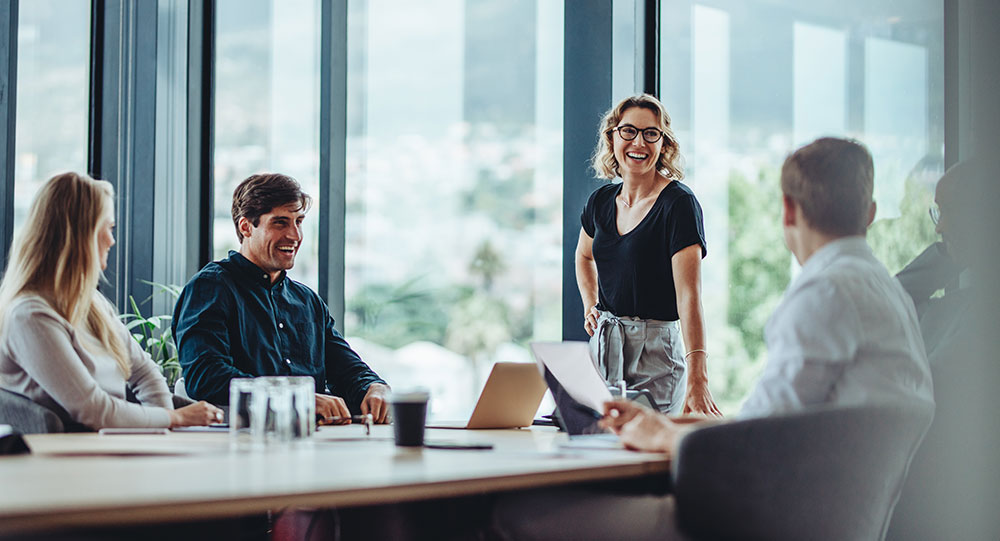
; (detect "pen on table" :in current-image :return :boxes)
[318,413,374,435]
[318,414,367,423]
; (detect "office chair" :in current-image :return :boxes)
[0,388,64,434]
[671,401,933,541]
[2,386,192,436]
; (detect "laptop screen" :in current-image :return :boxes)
[540,366,610,436]
[531,341,615,436]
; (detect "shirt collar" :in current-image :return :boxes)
[226,250,286,288]
[797,236,871,281]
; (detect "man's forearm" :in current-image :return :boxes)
[182,357,251,405]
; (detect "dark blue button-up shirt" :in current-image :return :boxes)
[173,251,386,410]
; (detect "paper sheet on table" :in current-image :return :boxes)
[530,341,613,413]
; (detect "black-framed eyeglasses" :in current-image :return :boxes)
[929,205,940,226]
[608,124,664,144]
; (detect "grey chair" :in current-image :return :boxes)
[0,388,64,434]
[1,387,192,436]
[671,402,934,541]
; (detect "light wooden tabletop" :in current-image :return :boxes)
[0,425,669,534]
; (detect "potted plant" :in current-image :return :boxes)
[120,282,183,390]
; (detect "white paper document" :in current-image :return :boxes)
[530,341,613,413]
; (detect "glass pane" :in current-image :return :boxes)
[612,0,637,103]
[345,0,564,420]
[214,0,321,289]
[13,0,90,233]
[660,0,944,411]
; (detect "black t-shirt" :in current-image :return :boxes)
[581,181,707,321]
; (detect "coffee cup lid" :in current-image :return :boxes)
[389,389,430,403]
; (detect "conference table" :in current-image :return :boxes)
[0,425,670,536]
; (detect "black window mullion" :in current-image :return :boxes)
[319,0,348,331]
[0,0,18,269]
[563,1,614,342]
[187,0,214,275]
[643,0,659,96]
[88,0,104,181]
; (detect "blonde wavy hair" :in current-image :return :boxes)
[0,172,131,378]
[591,94,684,180]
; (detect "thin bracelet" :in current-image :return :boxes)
[684,349,708,359]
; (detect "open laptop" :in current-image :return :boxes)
[426,362,548,429]
[529,341,626,448]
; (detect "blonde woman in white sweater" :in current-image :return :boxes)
[0,172,221,429]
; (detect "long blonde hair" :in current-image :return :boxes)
[591,93,684,181]
[0,172,131,377]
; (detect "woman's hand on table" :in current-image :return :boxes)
[169,401,225,428]
[682,379,722,417]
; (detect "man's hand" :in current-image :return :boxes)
[682,380,722,417]
[600,399,678,453]
[315,394,351,424]
[360,383,390,424]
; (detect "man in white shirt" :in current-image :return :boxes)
[603,137,933,450]
[491,138,935,540]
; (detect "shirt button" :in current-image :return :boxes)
[263,274,268,279]
[278,322,284,329]
[285,358,291,365]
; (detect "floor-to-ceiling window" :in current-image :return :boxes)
[660,0,945,412]
[12,0,90,233]
[213,0,322,289]
[343,0,565,419]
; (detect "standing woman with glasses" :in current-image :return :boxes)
[0,172,222,429]
[577,94,721,416]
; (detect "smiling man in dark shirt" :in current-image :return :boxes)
[173,173,389,423]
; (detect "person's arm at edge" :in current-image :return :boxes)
[672,243,722,416]
[173,273,252,404]
[575,227,600,336]
[600,398,717,454]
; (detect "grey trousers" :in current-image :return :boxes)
[590,310,686,413]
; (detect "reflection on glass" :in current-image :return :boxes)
[345,0,564,420]
[661,0,944,411]
[214,0,320,289]
[13,0,90,233]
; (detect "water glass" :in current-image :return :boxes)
[229,378,257,450]
[288,376,316,439]
[230,376,316,450]
[252,377,293,445]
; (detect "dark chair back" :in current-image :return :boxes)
[672,402,934,541]
[0,388,64,434]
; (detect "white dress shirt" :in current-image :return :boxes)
[740,237,934,417]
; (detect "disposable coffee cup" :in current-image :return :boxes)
[390,390,430,447]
